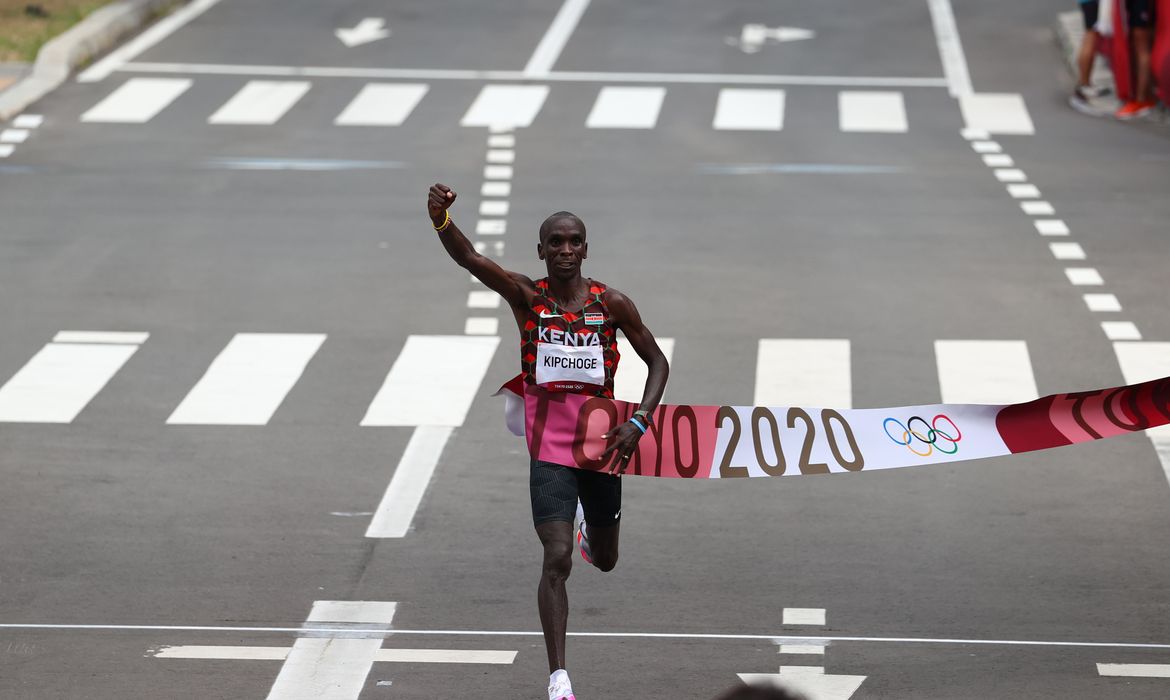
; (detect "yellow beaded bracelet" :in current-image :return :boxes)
[433,210,451,232]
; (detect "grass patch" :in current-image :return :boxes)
[0,0,110,63]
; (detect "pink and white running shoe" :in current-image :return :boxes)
[548,669,576,700]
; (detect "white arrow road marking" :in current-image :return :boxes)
[336,18,390,48]
[739,670,866,700]
[1112,342,1170,485]
[735,24,816,53]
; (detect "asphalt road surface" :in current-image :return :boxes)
[2,1,1169,698]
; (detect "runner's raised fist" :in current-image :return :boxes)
[428,183,457,219]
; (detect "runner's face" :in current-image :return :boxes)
[539,219,587,280]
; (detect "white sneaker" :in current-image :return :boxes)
[548,669,576,700]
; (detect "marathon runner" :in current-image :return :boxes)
[428,183,669,700]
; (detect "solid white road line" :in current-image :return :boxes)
[926,0,974,96]
[1035,219,1070,236]
[1050,242,1086,260]
[80,78,192,123]
[586,86,666,129]
[614,337,675,404]
[1021,201,1055,215]
[53,330,150,344]
[77,0,226,82]
[156,646,517,663]
[755,339,851,409]
[713,88,785,131]
[838,91,907,133]
[1007,184,1041,198]
[783,609,827,626]
[334,83,428,126]
[959,93,1035,134]
[476,219,507,235]
[360,335,499,426]
[467,291,501,309]
[167,333,325,425]
[1065,268,1104,286]
[524,0,592,77]
[464,317,499,336]
[0,335,145,423]
[1101,322,1141,341]
[460,85,549,128]
[365,425,453,538]
[934,340,1038,404]
[120,62,950,88]
[1083,294,1121,312]
[208,81,311,124]
[13,623,1170,649]
[1097,663,1170,678]
[13,114,44,128]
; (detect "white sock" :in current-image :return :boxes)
[549,669,572,698]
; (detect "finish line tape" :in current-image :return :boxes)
[500,376,1170,478]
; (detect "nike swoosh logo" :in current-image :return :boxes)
[539,312,563,318]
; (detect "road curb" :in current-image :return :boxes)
[0,0,186,120]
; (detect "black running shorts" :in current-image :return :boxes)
[1081,1,1099,30]
[1127,0,1155,28]
[530,459,622,528]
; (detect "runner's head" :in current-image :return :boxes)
[538,212,587,281]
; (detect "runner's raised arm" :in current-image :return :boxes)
[428,182,532,309]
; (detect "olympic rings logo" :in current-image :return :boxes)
[883,414,962,457]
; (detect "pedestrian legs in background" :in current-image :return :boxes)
[1117,0,1159,117]
[1071,1,1107,113]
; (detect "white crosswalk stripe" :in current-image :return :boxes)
[76,81,965,135]
[838,91,908,133]
[713,88,785,131]
[208,81,311,125]
[334,83,428,126]
[586,86,666,129]
[0,335,1066,425]
[81,78,192,123]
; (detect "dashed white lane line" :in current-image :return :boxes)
[838,91,908,133]
[1098,663,1170,678]
[360,335,499,427]
[0,332,147,423]
[713,88,785,131]
[366,426,454,538]
[779,644,826,655]
[460,85,549,128]
[484,165,513,179]
[1050,242,1086,260]
[1065,267,1104,286]
[614,337,676,404]
[167,333,325,425]
[474,240,505,256]
[481,181,512,197]
[13,114,43,129]
[1007,184,1041,198]
[523,0,592,77]
[958,93,1035,134]
[970,140,1001,153]
[981,154,1014,167]
[782,609,827,626]
[934,340,1038,404]
[1101,322,1142,341]
[208,81,310,125]
[53,330,150,344]
[1083,294,1122,312]
[961,127,990,140]
[467,292,501,308]
[487,134,515,148]
[993,168,1027,182]
[334,83,428,126]
[1020,201,1055,215]
[755,339,852,409]
[476,219,507,235]
[77,0,226,82]
[0,129,29,143]
[586,86,666,129]
[0,144,13,157]
[81,77,192,123]
[479,200,509,216]
[1034,219,1070,236]
[464,317,500,336]
[486,149,515,164]
[779,665,824,674]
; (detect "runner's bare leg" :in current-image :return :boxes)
[536,521,574,672]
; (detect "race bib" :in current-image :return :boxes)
[535,343,604,389]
